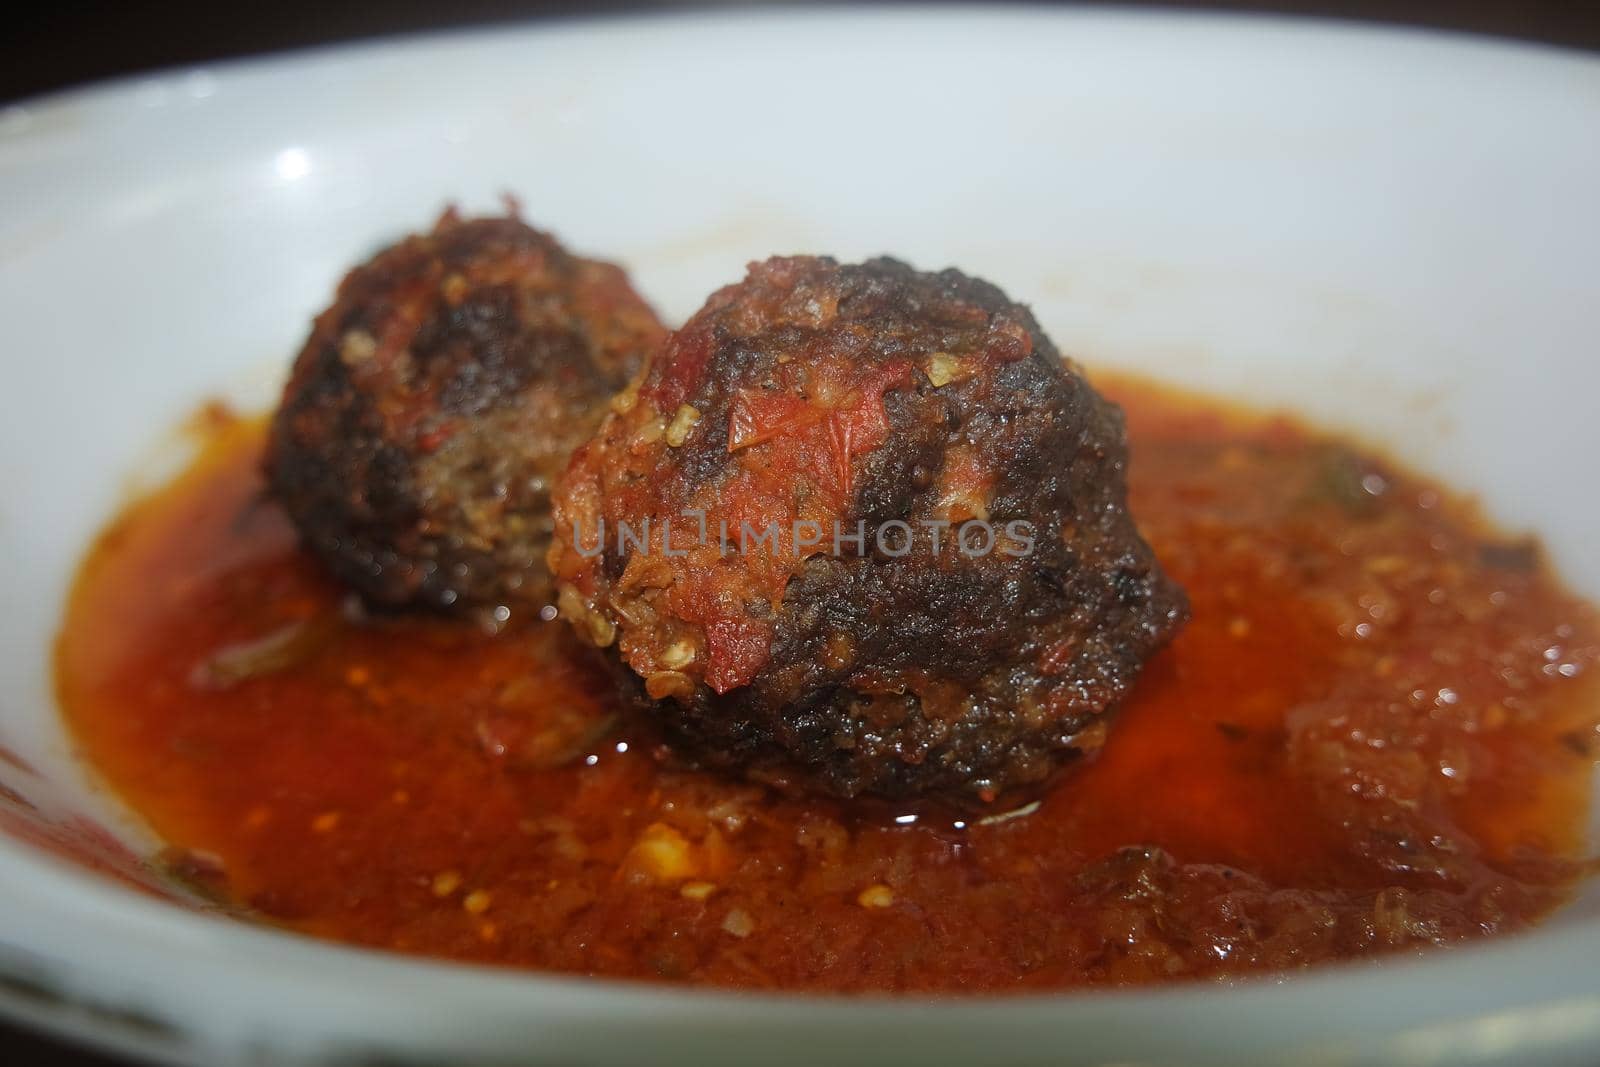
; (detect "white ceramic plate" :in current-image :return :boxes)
[2,7,1599,1065]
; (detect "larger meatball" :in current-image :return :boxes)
[267,209,664,617]
[548,256,1186,802]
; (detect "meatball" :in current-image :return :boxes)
[267,209,664,617]
[548,256,1186,802]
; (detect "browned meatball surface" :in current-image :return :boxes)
[549,256,1186,802]
[267,209,664,618]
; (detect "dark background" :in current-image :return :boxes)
[3,1,1597,1063]
[6,0,1600,104]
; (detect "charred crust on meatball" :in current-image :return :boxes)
[549,255,1187,801]
[267,209,664,616]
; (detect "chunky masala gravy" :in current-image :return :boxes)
[57,378,1600,992]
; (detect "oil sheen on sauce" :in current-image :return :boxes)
[56,379,1600,993]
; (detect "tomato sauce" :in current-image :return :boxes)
[56,380,1600,992]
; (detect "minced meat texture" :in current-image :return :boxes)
[548,256,1187,801]
[266,209,664,617]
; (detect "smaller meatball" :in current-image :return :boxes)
[267,208,664,617]
[548,256,1187,802]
